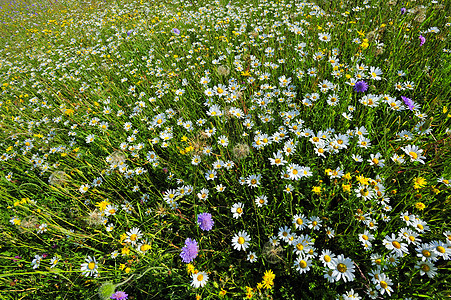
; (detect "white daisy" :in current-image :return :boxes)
[331,254,355,282]
[80,256,98,277]
[232,231,251,251]
[231,202,244,219]
[191,271,209,288]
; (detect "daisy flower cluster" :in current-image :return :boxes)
[1,0,450,298]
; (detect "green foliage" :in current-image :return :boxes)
[0,0,450,299]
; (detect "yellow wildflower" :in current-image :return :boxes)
[96,200,111,211]
[312,186,322,195]
[187,263,195,275]
[415,202,426,211]
[245,286,254,299]
[413,177,427,189]
[121,247,130,256]
[342,184,351,193]
[356,175,369,185]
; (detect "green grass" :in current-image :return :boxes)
[0,0,450,299]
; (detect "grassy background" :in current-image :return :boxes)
[0,0,450,299]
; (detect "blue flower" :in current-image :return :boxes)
[173,28,180,35]
[111,291,128,300]
[353,80,368,93]
[180,238,198,263]
[419,35,426,46]
[197,213,214,231]
[401,96,414,111]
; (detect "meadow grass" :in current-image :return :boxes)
[0,0,450,299]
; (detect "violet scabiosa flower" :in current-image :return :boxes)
[180,238,198,263]
[401,96,414,111]
[401,7,406,15]
[353,80,369,93]
[172,28,180,35]
[111,291,128,300]
[197,213,214,231]
[419,35,426,46]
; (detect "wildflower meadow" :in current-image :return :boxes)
[1,0,451,299]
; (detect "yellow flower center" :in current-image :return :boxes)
[238,237,245,244]
[409,151,418,159]
[324,255,331,262]
[392,241,401,249]
[409,236,415,242]
[437,246,445,253]
[422,250,431,257]
[375,259,382,265]
[275,159,281,164]
[88,262,96,270]
[417,224,424,230]
[251,179,257,185]
[421,264,430,272]
[292,169,298,175]
[312,221,318,226]
[372,158,379,164]
[296,244,304,251]
[380,281,388,289]
[296,218,303,225]
[337,263,347,273]
[197,274,204,281]
[362,235,369,240]
[236,207,243,214]
[130,234,138,241]
[299,260,307,268]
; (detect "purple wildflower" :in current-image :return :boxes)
[401,7,406,15]
[419,35,426,46]
[127,30,132,36]
[401,96,414,111]
[172,28,180,35]
[110,291,128,300]
[197,213,214,231]
[353,80,369,93]
[180,238,198,263]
